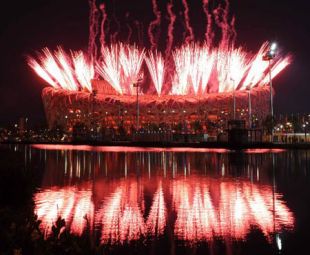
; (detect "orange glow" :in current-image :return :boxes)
[244,148,286,154]
[31,144,229,153]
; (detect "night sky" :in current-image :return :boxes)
[0,0,309,126]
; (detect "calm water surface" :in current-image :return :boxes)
[9,144,310,254]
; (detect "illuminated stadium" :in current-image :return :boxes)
[28,0,291,132]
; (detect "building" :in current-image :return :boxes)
[42,81,270,134]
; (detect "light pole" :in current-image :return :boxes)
[263,42,277,140]
[91,89,97,139]
[231,78,236,119]
[247,85,252,129]
[133,78,143,130]
[303,122,308,142]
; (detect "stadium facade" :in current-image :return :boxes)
[42,80,270,133]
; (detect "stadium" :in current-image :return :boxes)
[42,84,270,133]
[28,0,291,137]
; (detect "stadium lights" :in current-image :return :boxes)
[263,42,277,141]
[246,84,252,128]
[133,77,143,130]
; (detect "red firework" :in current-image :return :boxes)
[28,0,292,97]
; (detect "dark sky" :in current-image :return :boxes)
[0,0,309,126]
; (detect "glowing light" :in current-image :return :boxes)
[34,177,294,243]
[72,51,94,91]
[31,144,229,153]
[34,185,93,236]
[146,184,166,236]
[172,178,294,242]
[119,44,145,95]
[145,51,165,96]
[28,47,94,92]
[271,42,277,52]
[28,0,291,99]
[96,44,123,94]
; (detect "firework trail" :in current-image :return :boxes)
[148,0,162,51]
[200,46,214,93]
[29,0,292,98]
[260,55,292,86]
[119,44,145,94]
[73,51,95,92]
[145,51,165,96]
[135,21,143,47]
[241,43,270,90]
[28,57,57,88]
[189,47,203,94]
[126,13,133,43]
[88,0,95,58]
[99,3,107,47]
[126,24,133,43]
[29,42,291,97]
[28,48,94,92]
[54,48,79,91]
[88,0,100,62]
[111,0,121,43]
[172,46,191,95]
[216,47,249,93]
[213,0,236,48]
[182,0,194,44]
[164,0,177,90]
[202,0,214,45]
[96,45,123,94]
[165,0,176,56]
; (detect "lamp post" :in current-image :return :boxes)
[91,89,97,139]
[263,42,277,140]
[303,122,308,142]
[231,78,236,119]
[247,85,252,129]
[133,78,143,130]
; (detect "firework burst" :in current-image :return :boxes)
[28,47,94,92]
[145,51,165,96]
[28,0,292,97]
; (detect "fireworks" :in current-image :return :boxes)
[28,0,292,97]
[28,48,94,92]
[145,51,165,96]
[96,45,122,94]
[119,44,145,94]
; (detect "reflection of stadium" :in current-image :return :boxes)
[35,177,294,243]
[32,145,294,244]
[42,84,270,132]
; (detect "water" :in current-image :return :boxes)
[4,144,310,254]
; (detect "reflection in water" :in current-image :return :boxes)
[22,144,299,249]
[173,179,293,241]
[98,181,146,244]
[146,183,166,237]
[35,177,294,243]
[35,184,94,236]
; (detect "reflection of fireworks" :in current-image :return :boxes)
[28,0,291,96]
[34,185,94,236]
[34,177,294,243]
[173,179,294,242]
